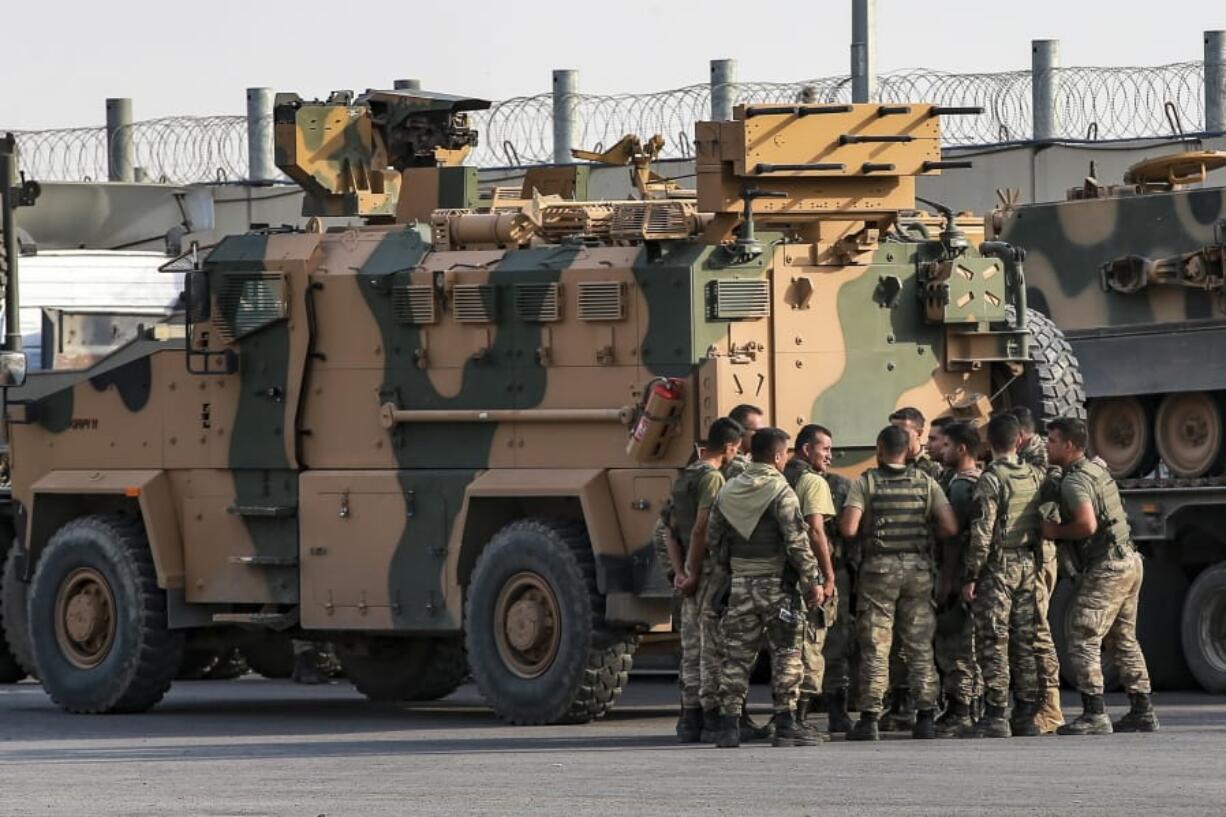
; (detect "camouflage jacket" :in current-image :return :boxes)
[965,455,1044,581]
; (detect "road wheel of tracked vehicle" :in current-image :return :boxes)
[1003,308,1086,427]
[340,637,468,702]
[1088,397,1157,478]
[240,634,296,679]
[1137,560,1195,690]
[1155,393,1224,478]
[465,518,638,724]
[1,544,35,681]
[28,514,184,713]
[1181,562,1226,693]
[1050,577,1122,692]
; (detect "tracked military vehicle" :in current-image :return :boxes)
[994,152,1226,693]
[0,90,1069,722]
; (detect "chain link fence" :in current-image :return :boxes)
[6,63,1209,182]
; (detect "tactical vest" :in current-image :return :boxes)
[783,458,816,491]
[864,466,932,555]
[985,459,1042,550]
[947,471,981,544]
[825,471,853,564]
[726,486,790,561]
[669,461,716,547]
[1066,457,1133,564]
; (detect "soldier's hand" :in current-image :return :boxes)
[674,571,696,596]
[806,586,822,609]
[961,582,976,603]
[812,584,828,605]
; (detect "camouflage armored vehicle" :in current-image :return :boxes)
[993,151,1226,692]
[0,92,1069,721]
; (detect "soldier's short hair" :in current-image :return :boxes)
[750,427,790,462]
[877,424,910,458]
[1048,416,1088,450]
[945,421,981,454]
[889,406,926,430]
[987,413,1021,453]
[795,423,832,451]
[729,404,764,427]
[930,416,955,430]
[1006,405,1036,433]
[706,417,744,449]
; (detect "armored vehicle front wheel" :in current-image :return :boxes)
[0,541,31,683]
[28,514,183,713]
[340,637,468,702]
[465,518,637,724]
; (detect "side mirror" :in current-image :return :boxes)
[0,351,28,387]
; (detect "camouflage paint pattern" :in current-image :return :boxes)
[1067,551,1152,696]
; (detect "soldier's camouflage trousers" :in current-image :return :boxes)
[855,553,939,713]
[718,576,805,715]
[699,567,729,711]
[971,551,1040,709]
[1068,551,1152,696]
[679,580,702,708]
[935,601,979,704]
[821,565,855,694]
[1034,547,1061,690]
[800,587,839,697]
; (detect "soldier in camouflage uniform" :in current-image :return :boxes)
[1043,417,1158,736]
[819,455,856,734]
[962,414,1044,738]
[656,418,745,742]
[840,425,958,741]
[710,428,824,748]
[1008,406,1064,733]
[725,404,765,479]
[933,421,982,737]
[782,425,839,736]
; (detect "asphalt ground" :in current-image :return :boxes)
[1,674,1224,817]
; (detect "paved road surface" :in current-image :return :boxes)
[1,676,1223,816]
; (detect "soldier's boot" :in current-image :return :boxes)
[1113,693,1159,733]
[880,687,915,731]
[676,707,704,743]
[911,708,936,740]
[846,712,880,742]
[739,709,773,742]
[827,688,853,734]
[794,695,830,741]
[1009,699,1041,737]
[934,698,974,738]
[1034,687,1065,734]
[291,649,328,685]
[809,692,829,714]
[1057,694,1113,736]
[796,694,814,725]
[966,704,1011,738]
[714,714,741,749]
[699,708,721,744]
[771,711,820,747]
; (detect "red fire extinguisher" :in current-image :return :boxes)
[626,378,685,461]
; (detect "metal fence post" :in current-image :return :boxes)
[851,0,876,103]
[552,69,578,164]
[393,79,422,91]
[106,97,134,183]
[710,59,738,120]
[1032,39,1060,141]
[246,87,275,184]
[0,134,19,350]
[1206,31,1226,133]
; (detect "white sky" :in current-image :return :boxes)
[7,0,1222,130]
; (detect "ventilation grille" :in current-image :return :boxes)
[216,274,286,341]
[577,281,626,321]
[707,278,770,320]
[538,204,614,242]
[609,201,698,241]
[514,282,562,322]
[392,283,437,325]
[452,284,496,323]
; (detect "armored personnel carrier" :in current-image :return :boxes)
[994,152,1226,692]
[0,90,1067,721]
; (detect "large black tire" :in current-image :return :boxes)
[240,635,295,679]
[465,518,638,724]
[28,514,184,713]
[0,539,26,683]
[1181,562,1226,693]
[1050,577,1122,692]
[1138,560,1196,690]
[341,637,468,702]
[1006,307,1087,426]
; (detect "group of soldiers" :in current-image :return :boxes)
[655,404,1159,747]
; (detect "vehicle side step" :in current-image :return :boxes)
[211,611,298,627]
[227,504,298,518]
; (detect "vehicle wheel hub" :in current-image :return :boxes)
[54,568,116,669]
[494,572,561,679]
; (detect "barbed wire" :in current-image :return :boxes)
[6,63,1208,183]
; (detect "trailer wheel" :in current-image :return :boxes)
[1137,560,1195,690]
[28,514,183,713]
[1050,577,1122,692]
[465,518,637,724]
[1181,562,1226,693]
[341,637,468,702]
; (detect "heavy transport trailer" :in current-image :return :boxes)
[0,91,1067,722]
[994,151,1226,693]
